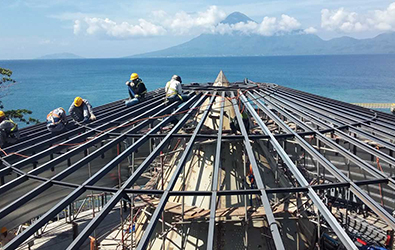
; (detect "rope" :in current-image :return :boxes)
[0,87,274,161]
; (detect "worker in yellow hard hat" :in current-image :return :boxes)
[46,107,68,133]
[0,111,20,147]
[68,97,96,124]
[0,227,15,246]
[165,75,189,105]
[0,111,5,123]
[125,73,147,107]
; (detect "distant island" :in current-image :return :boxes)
[130,12,395,58]
[36,53,83,60]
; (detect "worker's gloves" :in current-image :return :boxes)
[125,81,130,86]
[90,114,96,121]
[130,82,135,87]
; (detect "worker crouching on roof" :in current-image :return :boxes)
[46,107,68,133]
[0,227,15,247]
[165,75,189,105]
[125,73,147,107]
[68,97,96,124]
[230,111,250,134]
[0,111,20,147]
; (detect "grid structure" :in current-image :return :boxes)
[0,72,394,250]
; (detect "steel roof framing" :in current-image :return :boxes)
[0,81,394,250]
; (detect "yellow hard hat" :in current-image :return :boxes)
[0,111,5,118]
[74,97,83,107]
[1,227,7,234]
[130,73,139,81]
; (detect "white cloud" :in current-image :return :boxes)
[304,27,318,34]
[73,6,309,39]
[151,6,227,35]
[74,6,225,38]
[210,14,302,36]
[73,20,81,35]
[321,2,395,33]
[74,18,166,38]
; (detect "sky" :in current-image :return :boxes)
[1,0,395,59]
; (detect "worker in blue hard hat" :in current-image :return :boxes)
[165,75,189,105]
[0,111,20,147]
[125,73,147,107]
[69,97,96,124]
[46,107,68,133]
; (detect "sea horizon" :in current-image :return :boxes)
[1,54,394,127]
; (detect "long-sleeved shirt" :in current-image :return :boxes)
[126,78,147,99]
[0,119,20,147]
[68,99,93,123]
[165,79,183,97]
[46,107,67,132]
[0,119,18,134]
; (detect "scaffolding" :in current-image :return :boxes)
[0,71,394,250]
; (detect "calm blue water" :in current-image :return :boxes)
[1,55,395,126]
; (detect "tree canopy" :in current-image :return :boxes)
[0,67,40,124]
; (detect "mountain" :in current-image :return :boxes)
[220,12,255,25]
[37,53,83,60]
[130,12,395,58]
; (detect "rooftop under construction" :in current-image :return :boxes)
[0,71,395,250]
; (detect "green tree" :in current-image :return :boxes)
[1,67,40,124]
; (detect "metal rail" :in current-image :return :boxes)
[0,100,181,219]
[65,93,208,250]
[230,92,286,250]
[4,94,202,249]
[1,81,394,250]
[246,91,395,230]
[240,93,357,249]
[207,92,225,250]
[254,90,395,189]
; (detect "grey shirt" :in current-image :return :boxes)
[68,99,94,122]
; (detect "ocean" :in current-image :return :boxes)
[1,54,395,126]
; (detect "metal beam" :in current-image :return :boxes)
[0,100,181,220]
[240,93,357,250]
[230,92,286,250]
[0,91,164,160]
[134,93,216,250]
[255,90,395,189]
[0,94,166,170]
[268,87,395,141]
[207,92,225,250]
[247,91,395,230]
[4,94,202,250]
[0,96,170,195]
[65,93,208,250]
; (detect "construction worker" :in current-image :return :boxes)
[68,97,96,124]
[46,107,68,132]
[248,164,256,189]
[0,111,4,123]
[385,230,393,249]
[125,73,147,107]
[230,111,250,134]
[0,227,15,247]
[165,75,189,105]
[0,111,20,147]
